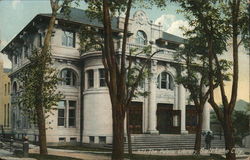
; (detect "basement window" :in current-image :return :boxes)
[59,137,66,142]
[99,136,106,144]
[89,136,95,144]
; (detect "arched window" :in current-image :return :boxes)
[135,30,147,45]
[157,72,174,90]
[12,82,17,93]
[60,69,77,86]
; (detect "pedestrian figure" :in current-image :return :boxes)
[205,131,213,149]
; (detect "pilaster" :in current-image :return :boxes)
[147,60,159,134]
[173,85,178,127]
[178,84,188,134]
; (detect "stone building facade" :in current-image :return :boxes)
[2,8,210,145]
[0,55,11,132]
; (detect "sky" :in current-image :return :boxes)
[0,0,249,103]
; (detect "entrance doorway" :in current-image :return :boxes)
[157,104,181,134]
[186,105,198,134]
[128,102,142,134]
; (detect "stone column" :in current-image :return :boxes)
[202,101,211,132]
[147,60,159,134]
[173,85,178,127]
[178,84,188,134]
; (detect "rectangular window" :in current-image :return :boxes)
[24,45,28,58]
[57,101,66,127]
[99,136,106,144]
[99,69,106,87]
[39,33,44,47]
[14,56,17,64]
[87,70,94,88]
[8,82,10,95]
[62,31,75,47]
[4,84,7,96]
[7,104,9,127]
[68,101,76,127]
[4,104,6,127]
[59,137,66,142]
[70,137,77,142]
[89,136,95,143]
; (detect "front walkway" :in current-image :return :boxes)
[29,147,111,160]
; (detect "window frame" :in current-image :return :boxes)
[4,84,7,96]
[62,30,75,48]
[60,69,77,87]
[68,101,76,127]
[157,72,174,90]
[99,69,106,87]
[135,30,147,45]
[57,100,77,128]
[87,70,94,88]
[57,100,66,127]
[12,82,17,94]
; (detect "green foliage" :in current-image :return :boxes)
[83,0,168,22]
[126,46,152,99]
[78,26,103,53]
[233,110,249,145]
[17,49,63,124]
[175,37,210,101]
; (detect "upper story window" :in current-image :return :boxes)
[62,31,75,47]
[4,84,7,96]
[38,33,45,47]
[24,45,29,58]
[14,56,17,65]
[99,69,106,87]
[60,69,77,86]
[157,72,174,90]
[8,82,10,95]
[135,30,147,45]
[87,70,94,88]
[12,82,17,93]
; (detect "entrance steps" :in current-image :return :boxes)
[104,134,225,151]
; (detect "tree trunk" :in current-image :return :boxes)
[194,109,203,155]
[126,109,133,158]
[36,105,47,155]
[112,104,125,160]
[223,113,236,160]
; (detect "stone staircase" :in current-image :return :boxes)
[104,134,225,151]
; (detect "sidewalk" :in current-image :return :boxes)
[29,147,111,160]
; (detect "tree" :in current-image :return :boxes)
[175,37,212,155]
[176,0,249,159]
[18,0,74,155]
[81,1,166,159]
